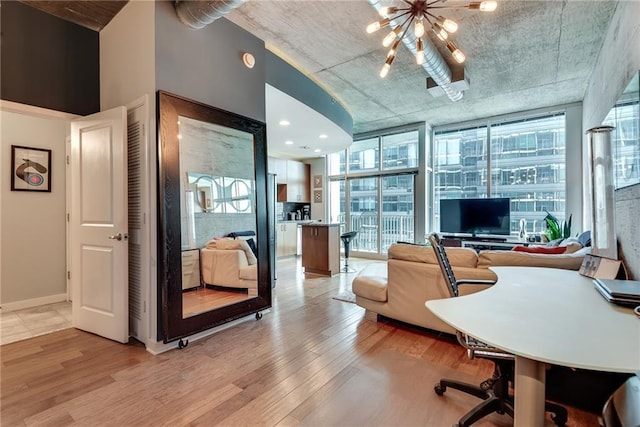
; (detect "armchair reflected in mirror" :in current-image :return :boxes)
[158,91,271,343]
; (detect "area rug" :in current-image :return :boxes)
[332,291,357,303]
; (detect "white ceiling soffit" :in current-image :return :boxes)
[266,84,352,160]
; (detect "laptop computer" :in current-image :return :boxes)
[593,279,640,307]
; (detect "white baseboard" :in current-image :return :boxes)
[145,309,271,355]
[1,293,68,313]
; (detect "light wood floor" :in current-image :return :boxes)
[183,287,251,318]
[1,257,599,426]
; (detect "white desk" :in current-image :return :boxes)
[426,266,640,426]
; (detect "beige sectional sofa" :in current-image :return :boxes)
[200,239,258,295]
[352,243,589,334]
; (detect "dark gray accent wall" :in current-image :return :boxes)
[155,1,266,122]
[265,51,352,136]
[0,1,99,116]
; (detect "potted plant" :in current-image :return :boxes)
[543,210,572,241]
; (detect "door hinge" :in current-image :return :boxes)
[67,271,71,280]
[67,213,70,222]
[144,300,147,313]
[66,155,70,165]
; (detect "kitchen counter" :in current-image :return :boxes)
[301,223,340,276]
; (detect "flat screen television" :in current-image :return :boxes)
[440,197,511,236]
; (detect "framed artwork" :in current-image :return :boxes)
[313,174,323,188]
[11,145,51,192]
[313,189,322,203]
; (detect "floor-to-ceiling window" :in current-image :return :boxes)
[433,113,567,236]
[328,126,422,254]
[604,98,640,189]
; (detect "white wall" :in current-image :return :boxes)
[100,0,156,343]
[581,0,640,278]
[307,158,326,222]
[0,109,69,307]
[583,2,640,131]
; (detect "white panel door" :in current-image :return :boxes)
[71,107,128,343]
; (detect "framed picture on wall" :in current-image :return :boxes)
[11,145,51,192]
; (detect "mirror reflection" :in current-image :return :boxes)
[604,71,639,189]
[178,115,257,318]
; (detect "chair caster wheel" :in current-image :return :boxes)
[551,413,567,426]
[255,312,262,320]
[434,383,446,396]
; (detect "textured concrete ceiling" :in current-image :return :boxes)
[225,0,618,135]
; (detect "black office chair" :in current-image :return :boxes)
[340,231,358,273]
[428,233,568,427]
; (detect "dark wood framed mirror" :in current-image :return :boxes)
[158,91,272,343]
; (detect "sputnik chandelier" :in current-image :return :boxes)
[366,0,497,78]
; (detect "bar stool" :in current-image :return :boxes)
[340,231,358,273]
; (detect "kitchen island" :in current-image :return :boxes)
[300,223,340,276]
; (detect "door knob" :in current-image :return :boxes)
[108,233,123,241]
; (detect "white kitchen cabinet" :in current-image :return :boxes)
[286,160,310,202]
[277,222,298,257]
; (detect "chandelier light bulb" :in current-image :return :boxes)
[453,49,466,63]
[416,38,425,64]
[379,6,398,17]
[432,22,448,40]
[380,63,391,78]
[380,54,395,78]
[382,27,401,47]
[447,41,466,63]
[414,19,425,38]
[479,1,497,12]
[367,18,389,34]
[387,38,401,58]
[440,17,458,33]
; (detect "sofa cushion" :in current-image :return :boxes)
[388,243,478,267]
[207,238,257,265]
[478,249,587,270]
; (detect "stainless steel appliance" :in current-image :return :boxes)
[267,173,277,286]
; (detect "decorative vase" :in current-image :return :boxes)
[587,126,617,260]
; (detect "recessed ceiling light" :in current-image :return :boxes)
[314,149,322,153]
[279,120,290,126]
[285,140,294,145]
[319,134,328,139]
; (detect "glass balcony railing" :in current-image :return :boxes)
[338,213,414,253]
